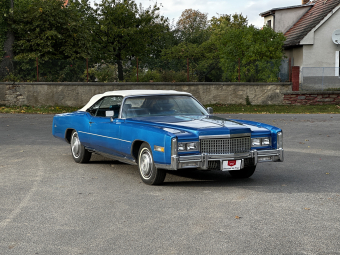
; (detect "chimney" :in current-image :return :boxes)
[302,0,309,4]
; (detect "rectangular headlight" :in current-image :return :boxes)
[186,142,198,151]
[178,143,186,151]
[252,138,261,146]
[251,137,271,147]
[262,138,270,146]
[178,142,199,152]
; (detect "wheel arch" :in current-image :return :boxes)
[131,140,149,161]
[65,128,75,144]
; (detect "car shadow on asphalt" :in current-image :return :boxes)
[162,167,338,194]
[162,169,268,188]
[87,154,340,194]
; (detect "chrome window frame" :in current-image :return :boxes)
[119,94,210,119]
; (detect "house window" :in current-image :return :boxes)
[267,20,272,29]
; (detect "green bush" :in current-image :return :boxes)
[125,68,190,82]
[86,63,118,82]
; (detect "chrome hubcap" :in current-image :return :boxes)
[71,132,81,158]
[140,149,153,179]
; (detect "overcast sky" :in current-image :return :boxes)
[91,0,303,28]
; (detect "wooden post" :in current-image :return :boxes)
[86,58,89,82]
[36,57,39,82]
[137,57,139,82]
[187,58,189,82]
[288,58,292,82]
[238,58,240,82]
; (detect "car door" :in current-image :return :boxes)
[86,96,124,156]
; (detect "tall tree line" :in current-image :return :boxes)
[1,0,286,82]
[0,0,14,76]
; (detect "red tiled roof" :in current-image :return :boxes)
[284,0,340,47]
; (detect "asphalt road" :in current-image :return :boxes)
[0,113,340,255]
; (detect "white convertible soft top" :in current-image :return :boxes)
[78,90,192,112]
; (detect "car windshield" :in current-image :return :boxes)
[121,95,208,118]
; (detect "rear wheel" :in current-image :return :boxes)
[138,143,166,185]
[228,166,256,179]
[70,130,91,163]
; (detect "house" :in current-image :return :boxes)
[260,0,340,88]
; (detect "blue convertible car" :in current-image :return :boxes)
[52,90,284,185]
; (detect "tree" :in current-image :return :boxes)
[163,11,242,82]
[9,0,93,60]
[161,9,218,81]
[161,40,221,82]
[91,0,169,81]
[0,0,13,77]
[176,9,210,44]
[215,23,286,82]
[210,13,248,31]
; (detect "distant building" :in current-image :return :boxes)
[260,0,340,77]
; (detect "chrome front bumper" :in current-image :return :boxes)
[155,149,284,171]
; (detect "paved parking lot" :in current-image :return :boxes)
[1,113,340,254]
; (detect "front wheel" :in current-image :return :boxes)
[228,166,256,179]
[138,143,166,185]
[70,130,91,163]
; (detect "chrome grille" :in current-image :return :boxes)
[200,137,250,155]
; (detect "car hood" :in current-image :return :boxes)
[126,115,270,138]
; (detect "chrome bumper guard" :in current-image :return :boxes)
[156,149,284,171]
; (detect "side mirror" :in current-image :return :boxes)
[207,107,213,114]
[106,110,114,121]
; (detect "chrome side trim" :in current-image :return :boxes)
[79,131,131,143]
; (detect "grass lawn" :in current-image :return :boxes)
[1,104,340,114]
[205,104,340,114]
[0,105,80,114]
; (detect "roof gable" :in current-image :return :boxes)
[260,3,314,17]
[284,0,340,47]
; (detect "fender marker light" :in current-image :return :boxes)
[154,145,165,153]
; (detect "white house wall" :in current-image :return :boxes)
[302,8,340,69]
[284,47,303,67]
[263,16,274,28]
[275,7,310,33]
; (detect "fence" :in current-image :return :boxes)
[301,67,340,91]
[279,59,290,82]
[0,57,291,83]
